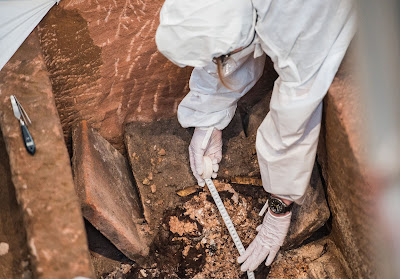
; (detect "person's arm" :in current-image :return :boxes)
[178,46,265,130]
[178,47,265,186]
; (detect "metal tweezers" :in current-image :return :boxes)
[10,95,35,155]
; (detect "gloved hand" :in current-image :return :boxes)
[189,127,222,186]
[237,209,291,272]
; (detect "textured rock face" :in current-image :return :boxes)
[38,2,192,152]
[72,121,150,261]
[37,1,277,153]
[0,31,93,278]
[317,53,377,278]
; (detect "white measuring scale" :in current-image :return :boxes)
[202,156,255,279]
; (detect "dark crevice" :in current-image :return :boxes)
[315,156,333,233]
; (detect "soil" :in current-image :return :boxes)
[99,180,269,279]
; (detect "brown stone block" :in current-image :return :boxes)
[317,52,377,278]
[124,118,195,242]
[0,31,93,278]
[72,120,150,262]
[283,164,330,249]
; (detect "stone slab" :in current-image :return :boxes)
[317,52,377,278]
[124,118,196,242]
[283,164,330,249]
[72,121,150,262]
[0,30,93,278]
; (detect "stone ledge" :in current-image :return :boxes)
[0,30,94,278]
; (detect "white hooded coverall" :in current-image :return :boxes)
[177,0,356,203]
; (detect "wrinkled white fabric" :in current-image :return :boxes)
[0,0,58,71]
[156,0,256,68]
[178,43,266,130]
[189,128,222,186]
[178,0,357,203]
[238,210,291,271]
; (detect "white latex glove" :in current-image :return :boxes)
[189,127,222,186]
[237,210,291,271]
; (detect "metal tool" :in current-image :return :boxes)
[10,95,35,155]
[203,157,255,279]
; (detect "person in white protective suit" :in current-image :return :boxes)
[156,0,356,272]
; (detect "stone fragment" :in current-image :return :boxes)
[283,163,330,249]
[0,31,94,278]
[125,119,196,242]
[268,237,351,278]
[158,149,166,156]
[142,178,150,185]
[72,120,150,261]
[317,53,376,278]
[218,112,261,179]
[230,177,263,186]
[217,92,272,179]
[139,269,148,277]
[0,242,9,256]
[176,186,200,197]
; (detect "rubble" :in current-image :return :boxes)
[125,180,332,278]
[269,237,351,278]
[283,164,330,249]
[72,121,150,261]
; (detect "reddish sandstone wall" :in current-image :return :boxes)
[38,1,192,152]
[37,1,276,153]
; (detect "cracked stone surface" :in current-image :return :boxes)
[100,181,336,279]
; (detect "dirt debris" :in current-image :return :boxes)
[126,181,266,279]
[158,149,166,156]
